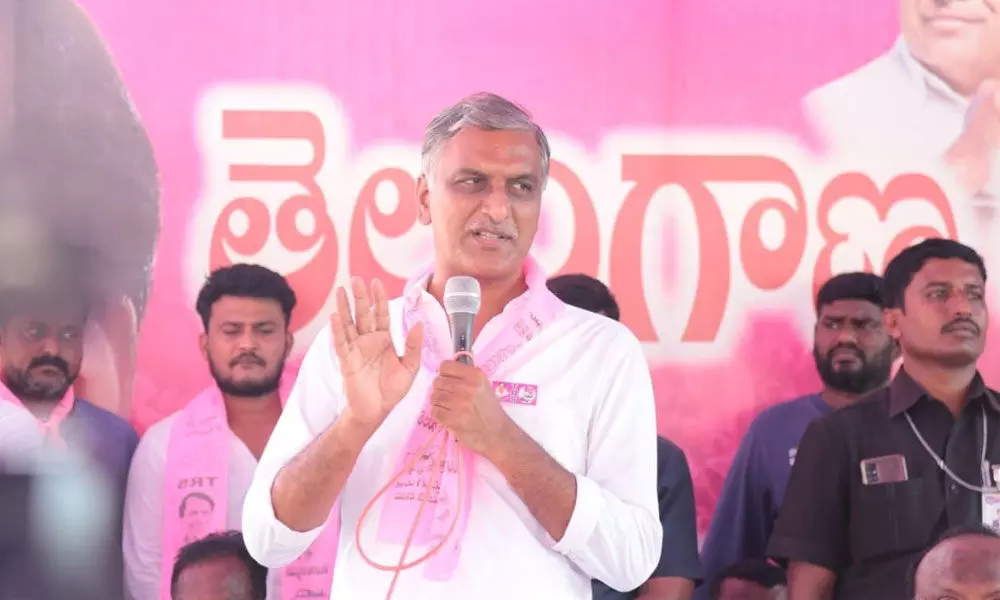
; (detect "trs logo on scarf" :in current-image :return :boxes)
[494,381,538,406]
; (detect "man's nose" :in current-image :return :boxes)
[237,330,259,350]
[39,337,60,356]
[947,292,974,317]
[480,189,511,223]
[834,327,859,345]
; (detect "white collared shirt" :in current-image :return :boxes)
[804,37,999,200]
[242,296,662,600]
[123,412,283,599]
[0,400,42,465]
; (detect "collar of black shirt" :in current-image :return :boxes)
[887,367,997,417]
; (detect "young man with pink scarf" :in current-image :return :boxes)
[242,93,663,599]
[123,265,339,600]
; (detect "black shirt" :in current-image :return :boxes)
[592,437,703,600]
[767,368,1000,600]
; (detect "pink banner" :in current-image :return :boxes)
[49,0,1000,532]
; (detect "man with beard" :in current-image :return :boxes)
[123,264,339,600]
[769,239,997,599]
[697,272,894,599]
[0,255,139,598]
[0,257,139,482]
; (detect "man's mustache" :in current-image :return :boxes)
[230,353,265,367]
[826,343,864,362]
[942,317,980,336]
[28,355,70,375]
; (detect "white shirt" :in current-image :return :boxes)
[804,37,1000,200]
[242,297,662,600]
[0,400,42,466]
[123,412,283,599]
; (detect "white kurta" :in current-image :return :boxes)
[123,411,284,599]
[242,294,662,600]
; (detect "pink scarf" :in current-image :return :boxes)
[0,383,75,449]
[366,257,564,582]
[160,380,341,600]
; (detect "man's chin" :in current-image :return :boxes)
[456,252,525,282]
[831,366,863,376]
[23,386,71,402]
[215,378,280,398]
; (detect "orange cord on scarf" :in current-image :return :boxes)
[355,351,472,600]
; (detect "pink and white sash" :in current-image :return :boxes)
[0,383,75,449]
[160,380,341,600]
[372,257,564,580]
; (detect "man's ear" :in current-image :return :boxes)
[199,332,209,361]
[884,308,902,347]
[416,174,432,226]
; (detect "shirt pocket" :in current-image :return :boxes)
[849,476,937,562]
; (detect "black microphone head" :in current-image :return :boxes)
[444,276,481,317]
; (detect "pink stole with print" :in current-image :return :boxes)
[160,380,341,600]
[0,383,75,449]
[372,257,564,580]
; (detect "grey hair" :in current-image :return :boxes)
[420,92,551,181]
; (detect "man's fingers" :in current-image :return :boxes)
[372,278,391,332]
[400,321,424,375]
[437,359,483,381]
[430,404,450,424]
[329,312,351,362]
[334,287,357,343]
[352,277,376,335]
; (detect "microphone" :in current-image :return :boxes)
[444,276,481,365]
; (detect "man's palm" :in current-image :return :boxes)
[340,328,421,418]
[331,278,423,427]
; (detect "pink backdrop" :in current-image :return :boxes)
[75,0,993,532]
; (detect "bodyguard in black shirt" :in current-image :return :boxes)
[768,238,998,600]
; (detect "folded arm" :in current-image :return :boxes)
[494,332,662,593]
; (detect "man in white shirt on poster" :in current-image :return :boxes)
[804,0,1000,204]
[242,92,662,599]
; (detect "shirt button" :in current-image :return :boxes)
[950,484,959,494]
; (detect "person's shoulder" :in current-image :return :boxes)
[141,412,179,447]
[657,436,687,465]
[804,46,903,109]
[807,388,891,439]
[832,387,890,418]
[75,398,137,439]
[560,304,642,356]
[748,395,822,433]
[131,411,179,469]
[656,436,693,480]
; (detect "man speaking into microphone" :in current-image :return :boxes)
[241,92,662,599]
